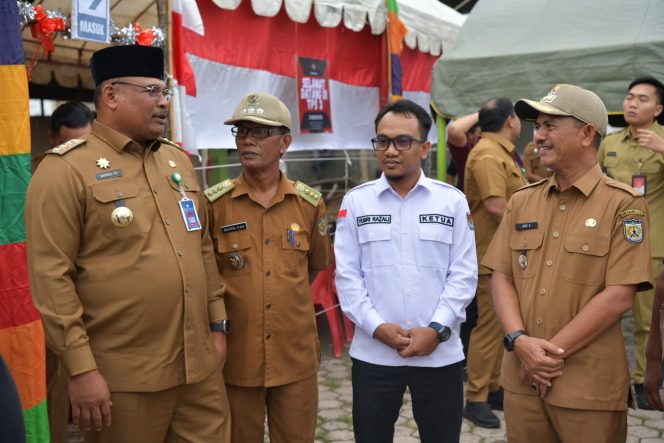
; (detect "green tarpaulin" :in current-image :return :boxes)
[431,0,664,119]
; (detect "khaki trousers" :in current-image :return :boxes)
[632,257,662,383]
[46,349,69,443]
[465,274,503,401]
[85,369,230,443]
[226,374,318,443]
[504,391,626,443]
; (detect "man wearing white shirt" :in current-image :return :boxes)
[334,100,478,443]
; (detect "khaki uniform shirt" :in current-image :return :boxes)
[464,132,528,274]
[26,121,226,392]
[598,122,664,258]
[523,142,553,180]
[207,172,332,387]
[482,164,652,411]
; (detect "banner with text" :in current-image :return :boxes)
[297,57,333,134]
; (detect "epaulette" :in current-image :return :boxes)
[603,176,642,197]
[513,178,548,194]
[294,181,322,206]
[158,137,182,149]
[47,138,86,155]
[204,179,235,202]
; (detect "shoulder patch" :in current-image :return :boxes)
[158,137,182,150]
[47,138,86,155]
[204,179,235,202]
[294,181,322,206]
[513,178,548,194]
[603,176,642,197]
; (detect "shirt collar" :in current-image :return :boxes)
[231,171,296,201]
[622,121,664,141]
[376,169,431,196]
[480,132,515,155]
[546,163,603,197]
[91,120,161,153]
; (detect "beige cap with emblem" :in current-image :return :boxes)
[515,84,608,136]
[224,92,292,130]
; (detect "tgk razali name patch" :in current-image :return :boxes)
[623,219,644,243]
[357,215,391,226]
[419,214,454,227]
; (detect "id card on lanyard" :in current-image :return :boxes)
[632,174,647,196]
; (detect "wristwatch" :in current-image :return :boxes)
[428,322,452,343]
[503,330,527,352]
[210,319,231,334]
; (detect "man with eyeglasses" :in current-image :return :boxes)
[334,100,477,443]
[204,92,331,442]
[462,97,526,428]
[25,45,231,442]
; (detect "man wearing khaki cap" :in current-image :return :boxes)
[205,92,332,442]
[26,45,230,442]
[482,84,652,442]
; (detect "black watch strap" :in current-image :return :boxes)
[210,319,231,334]
[503,329,526,352]
[428,322,452,343]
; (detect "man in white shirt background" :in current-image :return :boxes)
[334,100,478,443]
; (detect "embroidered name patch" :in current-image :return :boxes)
[357,215,391,226]
[619,209,644,218]
[419,214,454,227]
[221,222,248,233]
[95,169,123,180]
[607,151,617,157]
[623,219,644,243]
[515,222,538,231]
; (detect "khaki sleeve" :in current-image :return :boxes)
[307,199,332,272]
[481,196,516,275]
[605,196,653,291]
[597,139,607,166]
[199,194,227,323]
[25,156,96,376]
[471,154,511,201]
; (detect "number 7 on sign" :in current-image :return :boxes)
[90,0,102,10]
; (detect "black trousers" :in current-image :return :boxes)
[0,354,25,443]
[351,358,463,443]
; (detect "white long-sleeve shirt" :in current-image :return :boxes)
[334,172,478,367]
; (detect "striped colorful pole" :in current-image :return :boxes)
[0,0,50,441]
[387,0,408,103]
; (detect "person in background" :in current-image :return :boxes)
[597,76,664,410]
[26,45,231,442]
[335,100,477,443]
[645,264,664,410]
[447,111,481,193]
[463,98,526,428]
[33,101,94,172]
[205,92,332,443]
[523,141,553,182]
[484,84,651,442]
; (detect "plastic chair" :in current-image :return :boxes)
[311,264,345,358]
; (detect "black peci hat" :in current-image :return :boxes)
[91,45,164,86]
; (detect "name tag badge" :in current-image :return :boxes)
[221,222,248,234]
[179,198,202,231]
[515,222,538,231]
[632,174,646,196]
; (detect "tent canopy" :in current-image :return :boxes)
[431,0,664,119]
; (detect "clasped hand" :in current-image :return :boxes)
[515,336,565,398]
[373,323,440,358]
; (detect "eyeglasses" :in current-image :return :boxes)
[111,81,173,102]
[231,126,289,139]
[371,135,426,151]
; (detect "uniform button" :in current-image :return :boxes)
[539,288,546,295]
[264,238,270,245]
[165,218,171,225]
[405,260,410,265]
[266,303,272,309]
[536,317,543,325]
[370,233,376,239]
[521,240,527,247]
[407,322,414,328]
[186,322,193,330]
[406,290,412,296]
[403,230,409,235]
[608,179,615,184]
[153,187,158,194]
[552,231,559,238]
[266,333,271,339]
[115,191,123,197]
[177,251,183,257]
[546,260,553,266]
[232,243,238,250]
[185,285,191,293]
[266,271,271,277]
[559,204,566,211]
[582,245,589,252]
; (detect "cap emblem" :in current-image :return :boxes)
[540,85,560,103]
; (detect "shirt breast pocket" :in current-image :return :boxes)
[358,225,393,268]
[562,234,609,286]
[216,236,252,277]
[418,225,453,267]
[509,230,543,278]
[90,180,152,240]
[602,156,620,170]
[281,230,310,276]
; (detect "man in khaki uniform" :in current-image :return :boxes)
[597,76,664,409]
[205,92,332,442]
[25,45,231,442]
[463,97,527,428]
[483,84,652,442]
[523,141,553,182]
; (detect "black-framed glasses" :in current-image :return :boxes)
[111,81,173,102]
[371,135,426,151]
[231,126,289,139]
